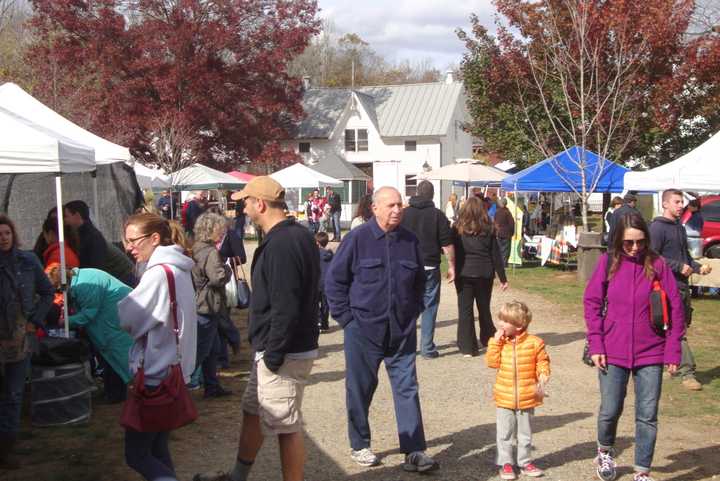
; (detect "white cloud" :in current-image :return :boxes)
[318,0,498,68]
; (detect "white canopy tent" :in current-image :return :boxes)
[0,82,132,223]
[169,163,248,191]
[134,163,170,190]
[624,131,720,192]
[270,162,343,188]
[0,107,97,337]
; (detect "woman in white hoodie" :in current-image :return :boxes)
[118,213,197,481]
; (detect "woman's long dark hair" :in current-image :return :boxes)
[355,194,373,221]
[456,196,492,236]
[609,211,658,280]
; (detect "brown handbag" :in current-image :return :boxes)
[120,264,198,432]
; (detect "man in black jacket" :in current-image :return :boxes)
[650,189,711,391]
[607,192,639,247]
[401,181,455,359]
[327,187,342,242]
[198,176,319,481]
[63,200,108,269]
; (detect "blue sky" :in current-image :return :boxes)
[317,0,498,69]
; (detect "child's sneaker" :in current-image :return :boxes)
[594,448,617,481]
[521,462,544,477]
[499,463,517,480]
[633,472,655,481]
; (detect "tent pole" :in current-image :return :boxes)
[55,176,70,339]
[92,170,99,226]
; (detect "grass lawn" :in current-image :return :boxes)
[504,264,720,421]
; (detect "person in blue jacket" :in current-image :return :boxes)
[48,266,134,403]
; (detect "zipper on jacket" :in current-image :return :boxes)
[513,339,519,409]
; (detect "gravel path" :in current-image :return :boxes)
[181,242,717,481]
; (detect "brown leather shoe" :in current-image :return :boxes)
[682,377,703,391]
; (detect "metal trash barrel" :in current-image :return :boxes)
[30,362,95,427]
[577,232,606,284]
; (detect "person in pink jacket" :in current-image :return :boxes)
[584,211,684,481]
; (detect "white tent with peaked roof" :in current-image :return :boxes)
[270,162,343,188]
[0,107,96,337]
[624,131,720,192]
[0,83,130,165]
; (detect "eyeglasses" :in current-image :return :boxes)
[125,233,151,247]
[622,238,647,249]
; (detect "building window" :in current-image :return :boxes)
[345,129,368,152]
[405,140,417,151]
[405,175,417,198]
[357,129,368,151]
[299,142,310,153]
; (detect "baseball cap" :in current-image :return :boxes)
[231,176,285,202]
[624,192,637,203]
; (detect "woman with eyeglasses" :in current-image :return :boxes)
[583,212,685,481]
[117,213,197,481]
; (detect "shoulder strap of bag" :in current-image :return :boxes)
[159,264,181,360]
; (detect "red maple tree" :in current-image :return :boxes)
[27,0,319,170]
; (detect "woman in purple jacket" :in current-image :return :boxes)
[584,212,684,481]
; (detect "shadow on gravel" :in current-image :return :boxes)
[653,445,720,481]
[535,331,586,347]
[301,412,597,480]
[536,436,632,469]
[695,366,720,385]
[308,370,346,385]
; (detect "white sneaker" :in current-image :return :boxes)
[350,448,380,467]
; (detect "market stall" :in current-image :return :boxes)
[623,130,720,192]
[307,154,370,225]
[270,163,343,214]
[500,146,628,268]
[0,106,96,337]
[0,82,141,243]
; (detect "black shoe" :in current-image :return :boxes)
[0,437,20,470]
[204,387,233,399]
[421,351,439,359]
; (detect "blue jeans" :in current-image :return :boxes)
[344,320,426,453]
[125,429,176,481]
[597,364,663,473]
[217,312,240,369]
[190,315,221,394]
[331,211,342,239]
[0,356,29,438]
[419,268,441,356]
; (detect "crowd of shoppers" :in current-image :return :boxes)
[0,181,709,481]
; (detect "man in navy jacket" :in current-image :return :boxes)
[325,186,438,474]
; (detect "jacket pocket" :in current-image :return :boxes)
[358,258,383,284]
[397,260,419,288]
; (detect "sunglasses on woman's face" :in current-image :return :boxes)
[622,238,647,249]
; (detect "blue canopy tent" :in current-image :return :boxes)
[500,146,628,193]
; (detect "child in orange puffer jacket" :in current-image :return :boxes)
[487,301,550,480]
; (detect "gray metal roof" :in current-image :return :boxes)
[293,89,351,139]
[292,82,464,139]
[308,153,370,181]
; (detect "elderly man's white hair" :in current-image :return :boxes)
[372,186,401,204]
